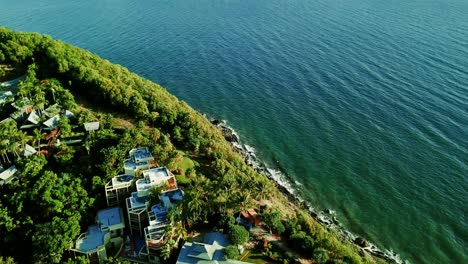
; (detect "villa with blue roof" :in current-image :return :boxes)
[105,174,135,207]
[123,147,158,176]
[71,207,125,264]
[177,232,249,264]
[99,147,185,262]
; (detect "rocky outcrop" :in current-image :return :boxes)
[355,237,370,247]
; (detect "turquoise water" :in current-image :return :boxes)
[1,0,467,262]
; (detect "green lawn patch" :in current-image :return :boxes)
[241,249,275,264]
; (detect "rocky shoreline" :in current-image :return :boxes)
[211,119,404,264]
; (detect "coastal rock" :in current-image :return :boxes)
[355,237,370,247]
[220,126,239,143]
[211,119,224,126]
[324,209,336,215]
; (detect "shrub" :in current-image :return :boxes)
[290,231,315,256]
[228,224,249,245]
[224,245,240,260]
[313,247,329,264]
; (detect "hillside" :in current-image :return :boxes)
[0,27,384,264]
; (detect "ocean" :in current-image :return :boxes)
[0,0,467,262]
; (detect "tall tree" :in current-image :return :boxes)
[32,128,45,152]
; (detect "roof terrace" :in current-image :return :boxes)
[148,204,169,226]
[123,159,150,176]
[97,207,125,232]
[144,224,168,249]
[160,188,184,207]
[107,174,134,190]
[129,147,153,163]
[75,225,107,253]
[136,167,174,197]
[143,167,170,182]
[128,191,150,210]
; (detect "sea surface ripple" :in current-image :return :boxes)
[0,0,467,263]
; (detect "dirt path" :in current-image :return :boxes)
[250,226,311,263]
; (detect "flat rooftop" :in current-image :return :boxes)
[123,159,149,170]
[111,174,134,188]
[84,121,100,131]
[135,178,153,196]
[160,188,184,207]
[128,192,150,209]
[97,207,124,230]
[75,225,106,252]
[143,167,170,184]
[136,168,172,195]
[145,224,166,241]
[149,204,169,225]
[129,147,152,161]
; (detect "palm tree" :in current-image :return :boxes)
[214,189,229,215]
[167,206,181,223]
[33,128,45,152]
[0,141,10,163]
[160,239,176,260]
[0,121,19,158]
[44,79,61,103]
[32,86,48,115]
[16,130,32,149]
[17,79,34,99]
[183,190,204,227]
[254,179,275,203]
[237,190,253,219]
[7,141,19,158]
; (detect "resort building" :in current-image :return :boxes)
[129,147,153,163]
[137,167,178,197]
[72,225,108,263]
[123,147,157,176]
[236,208,261,230]
[0,165,18,186]
[42,114,60,130]
[176,232,249,264]
[21,144,37,157]
[144,204,170,254]
[126,192,150,236]
[84,121,100,133]
[72,207,125,264]
[160,188,184,207]
[43,103,61,118]
[20,110,41,129]
[126,167,176,235]
[105,174,135,207]
[100,147,184,262]
[96,207,126,237]
[123,158,151,177]
[0,90,14,106]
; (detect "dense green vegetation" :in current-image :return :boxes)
[0,27,383,264]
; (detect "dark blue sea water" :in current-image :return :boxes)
[1,0,467,262]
